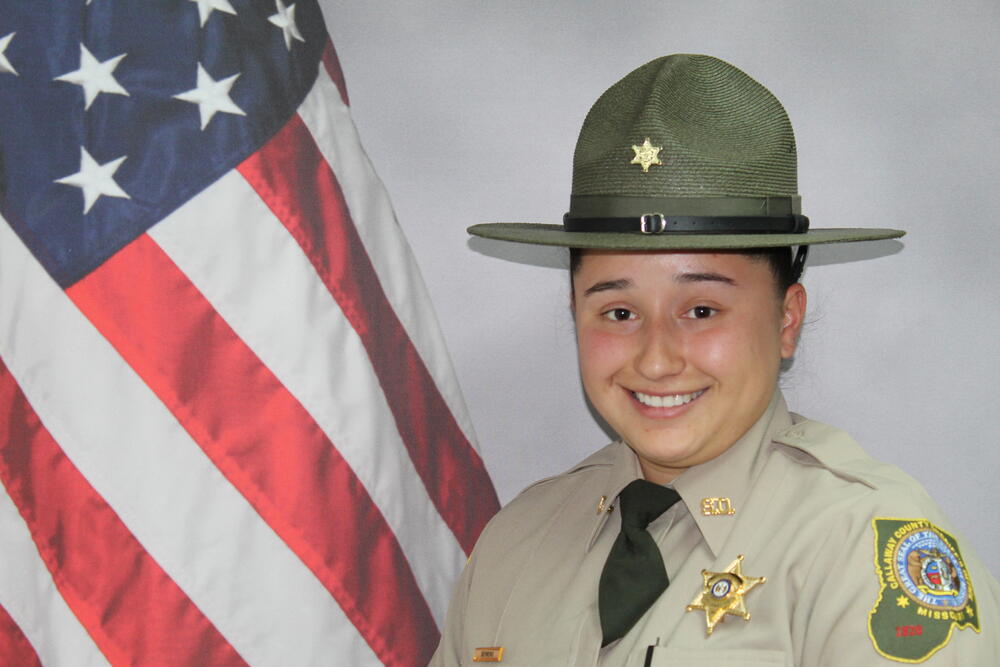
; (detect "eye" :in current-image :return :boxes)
[602,307,637,322]
[684,305,717,319]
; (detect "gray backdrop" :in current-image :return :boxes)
[325,1,1000,576]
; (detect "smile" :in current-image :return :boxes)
[632,389,706,408]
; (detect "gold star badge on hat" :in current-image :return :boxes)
[686,555,765,635]
[630,137,663,172]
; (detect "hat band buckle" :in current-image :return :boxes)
[640,213,667,234]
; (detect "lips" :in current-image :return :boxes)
[632,388,706,408]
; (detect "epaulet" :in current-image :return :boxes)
[513,441,621,498]
[771,418,885,490]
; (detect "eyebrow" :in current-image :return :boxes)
[582,272,737,296]
[674,272,737,286]
[583,278,633,296]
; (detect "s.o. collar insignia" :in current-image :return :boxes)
[869,518,980,662]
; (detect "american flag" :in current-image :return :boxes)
[0,1,499,664]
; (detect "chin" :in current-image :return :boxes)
[625,434,705,469]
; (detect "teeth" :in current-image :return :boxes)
[633,389,705,408]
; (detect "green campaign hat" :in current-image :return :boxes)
[469,54,904,250]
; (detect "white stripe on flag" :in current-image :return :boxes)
[0,486,108,667]
[149,170,466,621]
[0,215,380,666]
[298,65,480,449]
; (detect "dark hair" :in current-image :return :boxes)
[568,246,803,295]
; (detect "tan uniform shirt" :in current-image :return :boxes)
[430,393,1000,666]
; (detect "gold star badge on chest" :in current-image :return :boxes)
[630,137,663,172]
[686,555,765,635]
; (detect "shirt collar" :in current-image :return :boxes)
[671,390,792,557]
[583,441,643,552]
[584,390,792,555]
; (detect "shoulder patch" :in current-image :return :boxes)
[868,517,980,662]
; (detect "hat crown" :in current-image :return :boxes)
[572,54,798,200]
[466,53,904,249]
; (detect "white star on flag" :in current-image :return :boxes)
[55,44,129,110]
[268,1,305,50]
[173,63,245,130]
[189,0,237,28]
[55,147,131,214]
[0,32,17,75]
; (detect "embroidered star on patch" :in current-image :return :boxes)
[630,137,663,172]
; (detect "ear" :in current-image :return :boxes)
[779,283,807,359]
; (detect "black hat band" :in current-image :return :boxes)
[562,213,810,235]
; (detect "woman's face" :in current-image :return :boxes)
[572,250,806,483]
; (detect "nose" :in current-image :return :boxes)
[634,318,685,380]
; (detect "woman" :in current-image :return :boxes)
[431,55,999,665]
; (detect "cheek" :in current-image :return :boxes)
[685,327,731,370]
[685,325,749,372]
[687,316,782,377]
[576,328,630,380]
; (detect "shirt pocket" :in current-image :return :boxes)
[641,647,787,666]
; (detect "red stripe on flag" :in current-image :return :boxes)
[0,602,42,667]
[0,359,246,667]
[238,115,499,555]
[322,40,350,106]
[66,235,439,666]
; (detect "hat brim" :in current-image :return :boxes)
[468,223,904,250]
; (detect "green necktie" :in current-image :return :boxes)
[598,479,682,646]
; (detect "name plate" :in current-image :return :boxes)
[472,646,504,662]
